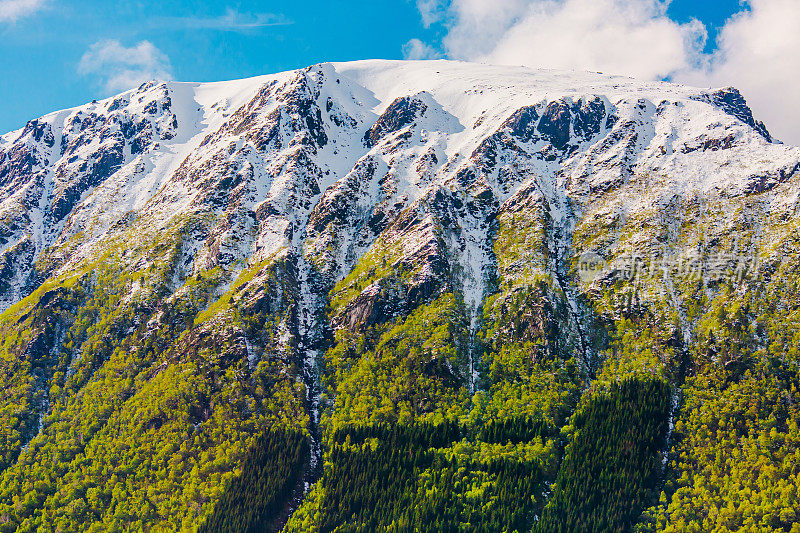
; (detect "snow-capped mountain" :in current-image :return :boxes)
[2,60,800,532]
[2,60,797,312]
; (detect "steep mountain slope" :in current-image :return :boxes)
[0,60,799,531]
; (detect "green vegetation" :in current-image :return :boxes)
[293,194,581,533]
[637,269,800,532]
[475,282,582,428]
[3,173,800,533]
[201,428,309,533]
[290,421,551,533]
[0,217,307,531]
[641,368,800,532]
[324,293,471,429]
[535,378,672,532]
[328,237,411,316]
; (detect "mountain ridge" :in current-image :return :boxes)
[2,59,797,312]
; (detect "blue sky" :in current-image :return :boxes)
[0,0,784,138]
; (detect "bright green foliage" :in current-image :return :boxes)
[5,167,800,533]
[573,188,800,533]
[476,283,582,429]
[306,285,568,532]
[595,315,677,386]
[300,191,587,533]
[641,368,800,532]
[301,198,576,532]
[475,195,584,433]
[492,207,548,291]
[638,268,800,532]
[325,293,471,429]
[0,218,308,532]
[328,237,409,316]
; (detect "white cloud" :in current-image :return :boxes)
[403,38,443,60]
[156,7,293,32]
[438,0,706,80]
[410,0,800,145]
[435,0,531,61]
[0,0,45,23]
[677,0,800,145]
[78,40,173,93]
[416,0,448,28]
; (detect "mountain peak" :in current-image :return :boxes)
[1,60,797,311]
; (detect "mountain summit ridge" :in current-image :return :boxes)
[1,59,797,312]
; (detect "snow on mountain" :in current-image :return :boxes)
[1,59,798,315]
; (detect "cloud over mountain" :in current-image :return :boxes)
[409,0,800,145]
[78,40,173,93]
[675,0,800,145]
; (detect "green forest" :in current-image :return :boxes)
[0,183,799,533]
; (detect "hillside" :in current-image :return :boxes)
[0,59,799,531]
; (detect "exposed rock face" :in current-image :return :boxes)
[364,95,428,147]
[0,62,794,360]
[700,87,773,142]
[503,105,540,143]
[537,100,573,150]
[572,97,607,140]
